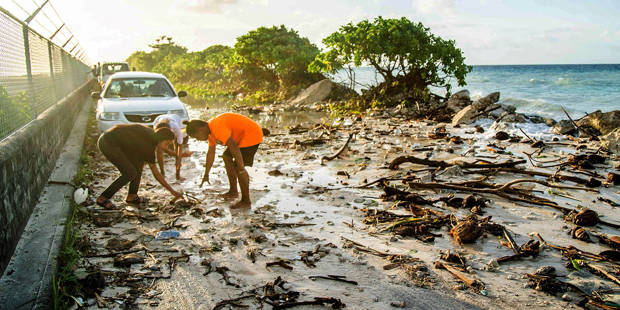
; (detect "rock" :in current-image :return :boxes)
[446,90,472,113]
[525,114,546,124]
[499,113,527,123]
[472,92,500,111]
[451,89,471,100]
[484,259,499,272]
[544,118,557,127]
[495,131,510,140]
[562,293,572,301]
[289,79,334,107]
[576,110,620,135]
[534,266,556,276]
[451,105,477,126]
[601,128,620,154]
[488,104,516,119]
[552,120,576,135]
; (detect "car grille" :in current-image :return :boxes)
[124,112,166,123]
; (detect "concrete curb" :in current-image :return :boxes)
[0,101,91,309]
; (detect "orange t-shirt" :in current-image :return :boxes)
[207,113,263,148]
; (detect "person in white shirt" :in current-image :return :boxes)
[153,114,191,179]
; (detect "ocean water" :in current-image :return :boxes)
[332,64,620,120]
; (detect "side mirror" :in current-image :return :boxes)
[178,90,187,98]
[91,91,101,100]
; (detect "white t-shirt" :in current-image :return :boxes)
[153,114,184,145]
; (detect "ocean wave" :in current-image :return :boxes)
[554,77,571,86]
[501,97,582,120]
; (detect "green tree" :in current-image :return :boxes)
[126,36,187,73]
[310,17,471,102]
[234,25,321,94]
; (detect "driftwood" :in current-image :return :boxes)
[309,275,358,285]
[535,233,617,263]
[408,178,595,213]
[272,297,345,310]
[585,263,620,287]
[389,155,526,170]
[321,133,354,165]
[434,261,485,293]
[466,167,591,185]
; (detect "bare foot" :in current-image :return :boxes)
[230,200,251,209]
[219,191,239,199]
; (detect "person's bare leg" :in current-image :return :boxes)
[231,171,251,209]
[220,154,239,198]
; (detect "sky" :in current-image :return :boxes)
[3,0,620,65]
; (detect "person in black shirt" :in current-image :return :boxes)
[95,124,183,209]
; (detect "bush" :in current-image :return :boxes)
[233,25,322,98]
[310,17,471,105]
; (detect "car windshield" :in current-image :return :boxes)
[102,63,129,75]
[104,78,175,98]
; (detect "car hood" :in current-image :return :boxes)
[99,97,186,113]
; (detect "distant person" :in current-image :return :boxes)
[96,124,183,209]
[153,114,192,179]
[184,113,263,209]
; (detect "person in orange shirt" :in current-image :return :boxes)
[184,113,263,208]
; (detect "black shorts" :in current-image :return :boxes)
[222,144,259,167]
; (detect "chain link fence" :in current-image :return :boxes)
[0,6,90,140]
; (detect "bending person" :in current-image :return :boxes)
[153,114,191,179]
[96,124,184,209]
[184,113,263,209]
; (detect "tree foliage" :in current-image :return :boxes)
[310,17,471,101]
[234,25,321,94]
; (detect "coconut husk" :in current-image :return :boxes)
[571,227,592,242]
[607,172,620,185]
[597,234,620,250]
[449,217,482,244]
[568,208,599,226]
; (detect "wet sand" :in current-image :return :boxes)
[78,104,620,309]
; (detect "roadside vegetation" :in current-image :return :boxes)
[126,16,471,114]
[52,107,98,309]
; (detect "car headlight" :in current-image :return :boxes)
[100,112,120,121]
[169,109,186,118]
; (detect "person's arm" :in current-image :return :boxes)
[159,145,177,156]
[175,142,182,178]
[156,147,165,177]
[225,137,245,172]
[148,163,182,199]
[201,145,216,187]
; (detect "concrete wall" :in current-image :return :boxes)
[0,79,95,274]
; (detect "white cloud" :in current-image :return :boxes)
[181,0,238,13]
[412,0,456,15]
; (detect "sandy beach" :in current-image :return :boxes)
[68,102,620,310]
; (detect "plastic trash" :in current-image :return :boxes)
[155,230,180,240]
[73,188,88,204]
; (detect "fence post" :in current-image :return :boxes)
[47,41,57,101]
[22,25,36,120]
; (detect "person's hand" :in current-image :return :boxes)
[200,173,210,187]
[181,150,193,157]
[171,190,184,202]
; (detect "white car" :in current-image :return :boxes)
[98,62,130,84]
[92,72,189,132]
